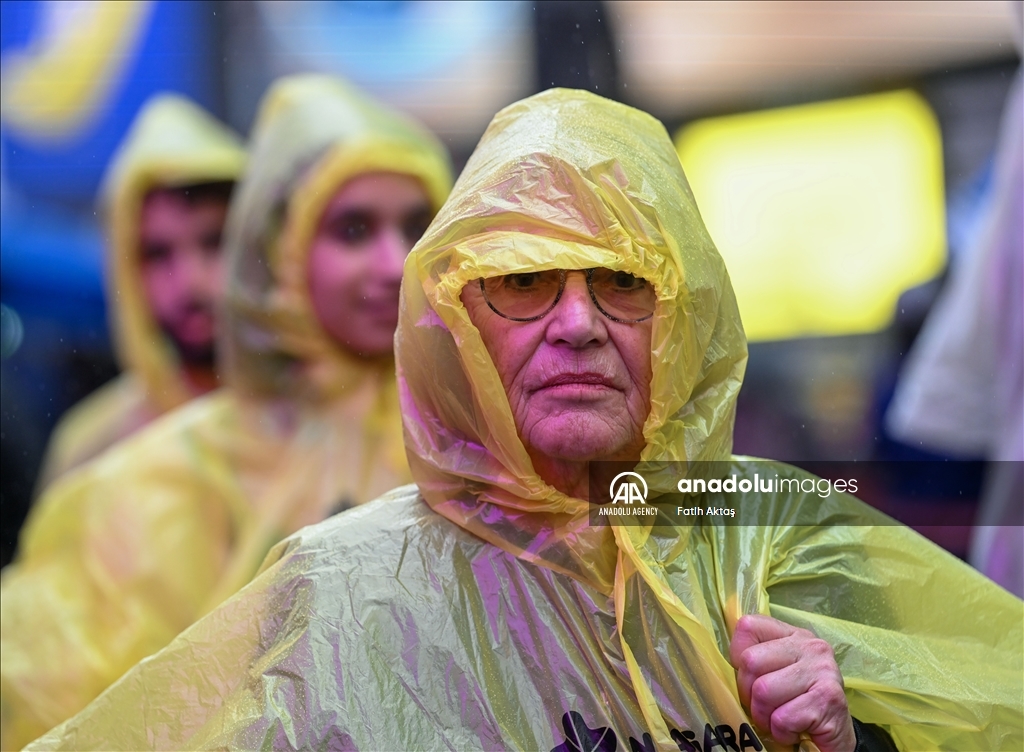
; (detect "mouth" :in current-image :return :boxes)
[534,372,618,393]
[359,297,401,320]
[171,307,215,343]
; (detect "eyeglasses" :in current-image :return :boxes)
[478,268,656,323]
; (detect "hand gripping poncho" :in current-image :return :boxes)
[1,75,451,751]
[26,89,1023,752]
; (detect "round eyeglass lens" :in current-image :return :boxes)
[589,269,656,322]
[481,270,563,321]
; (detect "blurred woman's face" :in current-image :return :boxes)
[307,173,432,358]
[462,271,653,465]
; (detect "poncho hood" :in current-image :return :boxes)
[100,95,246,411]
[397,88,747,591]
[221,74,452,402]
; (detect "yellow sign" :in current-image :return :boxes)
[676,90,946,341]
[0,1,153,142]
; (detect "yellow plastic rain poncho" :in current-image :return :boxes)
[35,95,246,489]
[28,90,1023,752]
[1,75,451,751]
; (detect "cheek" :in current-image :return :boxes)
[475,319,535,394]
[140,263,177,312]
[623,326,654,405]
[204,253,226,288]
[461,288,541,400]
[307,242,361,317]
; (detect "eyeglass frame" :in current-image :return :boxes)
[477,268,655,324]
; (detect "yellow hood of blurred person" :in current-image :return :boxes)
[1,75,451,751]
[21,91,1022,752]
[35,95,246,488]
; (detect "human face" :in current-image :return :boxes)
[139,190,228,365]
[307,173,432,358]
[462,270,653,466]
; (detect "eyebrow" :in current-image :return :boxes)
[326,202,432,217]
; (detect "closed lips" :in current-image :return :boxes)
[537,373,617,390]
[359,299,400,317]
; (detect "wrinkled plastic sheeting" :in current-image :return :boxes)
[25,89,1024,751]
[26,478,1024,751]
[2,75,452,751]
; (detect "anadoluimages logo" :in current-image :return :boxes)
[609,472,648,505]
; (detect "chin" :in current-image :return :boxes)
[337,320,396,359]
[172,341,216,368]
[527,416,633,462]
[343,340,394,360]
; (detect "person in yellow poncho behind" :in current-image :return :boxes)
[0,74,451,751]
[35,95,246,491]
[26,90,1022,751]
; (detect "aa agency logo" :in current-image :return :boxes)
[609,472,648,505]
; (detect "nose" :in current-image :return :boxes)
[544,272,608,348]
[374,224,409,283]
[179,247,217,297]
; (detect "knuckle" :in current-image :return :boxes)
[827,683,849,707]
[739,650,759,674]
[769,710,800,744]
[751,700,773,731]
[735,615,755,633]
[819,712,850,743]
[770,706,794,730]
[751,674,771,700]
[807,637,832,658]
[814,680,847,708]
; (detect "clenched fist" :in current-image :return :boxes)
[729,615,856,752]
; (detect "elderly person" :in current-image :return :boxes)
[27,90,1022,752]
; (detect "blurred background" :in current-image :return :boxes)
[1,0,1021,565]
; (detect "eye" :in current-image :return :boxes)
[141,243,171,264]
[609,271,646,291]
[200,231,223,256]
[401,207,434,245]
[328,211,376,246]
[505,273,541,291]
